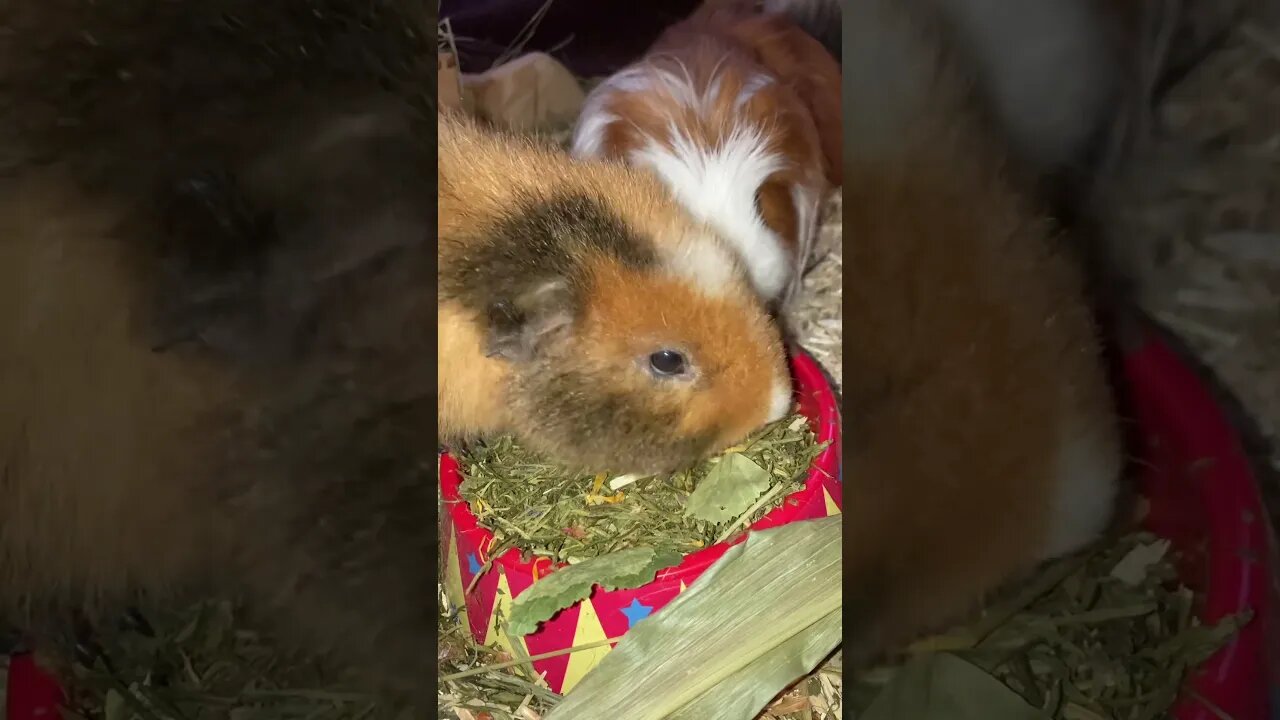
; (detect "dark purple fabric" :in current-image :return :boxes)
[440,0,701,76]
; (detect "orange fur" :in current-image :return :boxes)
[714,13,844,187]
[0,170,234,618]
[841,0,1123,664]
[579,259,782,447]
[844,159,1120,647]
[436,303,511,440]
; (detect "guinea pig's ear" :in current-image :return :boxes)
[484,278,576,363]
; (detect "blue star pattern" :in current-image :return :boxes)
[620,598,653,629]
[467,552,483,576]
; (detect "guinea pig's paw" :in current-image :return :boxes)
[483,278,576,363]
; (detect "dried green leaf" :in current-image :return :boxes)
[683,453,772,524]
[506,546,682,637]
[1109,538,1171,585]
[861,653,1049,720]
[103,689,127,720]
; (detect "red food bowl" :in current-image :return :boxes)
[438,347,843,694]
[1122,325,1277,720]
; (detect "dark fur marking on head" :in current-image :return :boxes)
[443,193,659,363]
[483,278,575,362]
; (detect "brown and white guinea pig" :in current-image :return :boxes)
[569,0,842,306]
[439,111,793,476]
[839,0,1125,669]
[0,0,453,706]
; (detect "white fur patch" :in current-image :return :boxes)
[1040,417,1122,560]
[569,67,647,159]
[570,108,618,159]
[632,124,792,301]
[767,375,794,422]
[656,232,741,297]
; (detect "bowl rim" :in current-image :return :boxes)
[1125,327,1275,720]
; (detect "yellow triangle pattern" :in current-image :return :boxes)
[823,486,841,516]
[443,529,471,632]
[560,598,614,694]
[679,580,688,593]
[484,570,525,658]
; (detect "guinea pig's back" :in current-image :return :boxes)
[0,171,230,614]
[844,166,1123,659]
[842,0,1123,659]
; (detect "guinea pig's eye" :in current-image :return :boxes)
[648,349,688,377]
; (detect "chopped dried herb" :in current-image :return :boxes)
[453,413,829,564]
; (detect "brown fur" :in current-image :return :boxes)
[439,113,791,474]
[0,171,232,616]
[841,0,1123,665]
[716,13,844,188]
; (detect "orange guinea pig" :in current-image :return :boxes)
[569,0,841,306]
[839,0,1126,667]
[439,111,793,476]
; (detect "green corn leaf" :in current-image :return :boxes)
[544,515,841,720]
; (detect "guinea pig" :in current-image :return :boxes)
[840,0,1125,669]
[439,110,793,476]
[569,0,842,306]
[0,0,449,706]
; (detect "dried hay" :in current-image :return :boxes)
[1106,13,1280,483]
